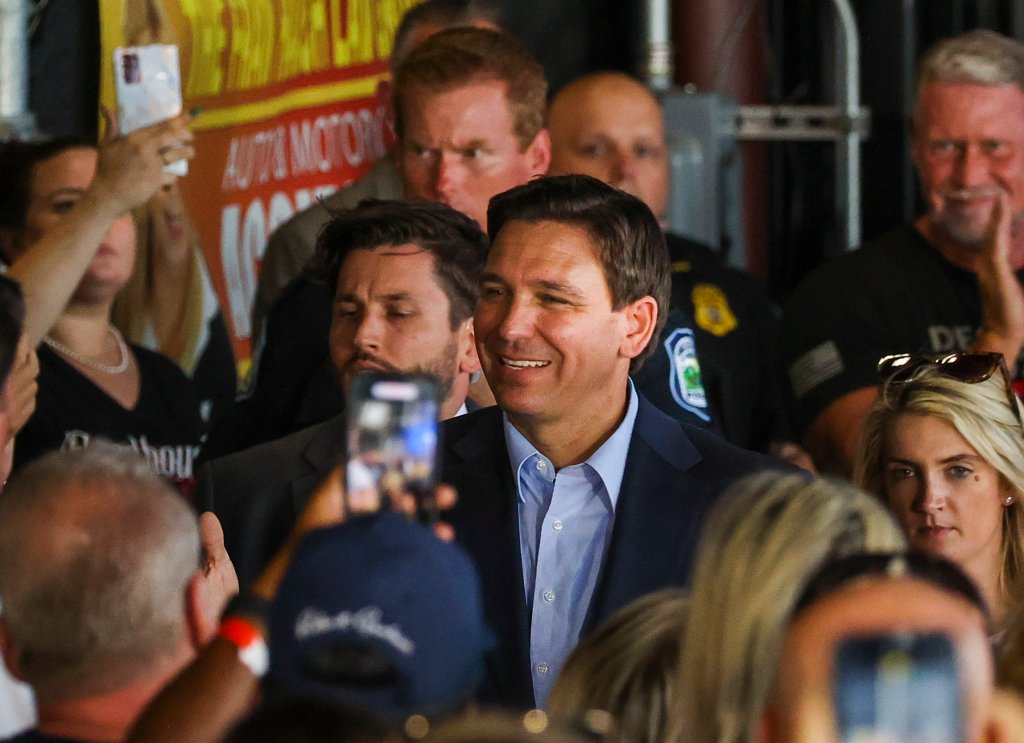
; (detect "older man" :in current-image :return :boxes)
[0,444,227,743]
[780,30,1024,476]
[440,175,783,708]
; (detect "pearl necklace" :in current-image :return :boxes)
[43,326,131,374]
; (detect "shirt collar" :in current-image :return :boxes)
[503,380,639,510]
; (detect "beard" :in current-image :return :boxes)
[341,335,459,408]
[928,188,1024,250]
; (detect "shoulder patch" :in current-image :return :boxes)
[692,283,738,337]
[788,341,845,399]
[663,327,711,422]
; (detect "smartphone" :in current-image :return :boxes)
[834,632,962,743]
[113,43,187,176]
[344,373,440,524]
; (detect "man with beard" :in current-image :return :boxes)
[779,30,1024,476]
[196,200,487,585]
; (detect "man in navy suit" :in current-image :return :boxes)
[197,200,489,585]
[441,175,784,708]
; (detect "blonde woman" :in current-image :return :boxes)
[855,353,1024,629]
[669,470,906,743]
[112,180,235,424]
[548,589,687,743]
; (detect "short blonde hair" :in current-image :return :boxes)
[668,471,905,743]
[548,589,688,743]
[855,365,1024,607]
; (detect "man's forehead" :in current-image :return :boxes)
[790,577,983,652]
[485,219,611,293]
[552,76,663,133]
[401,77,511,116]
[338,243,439,283]
[913,81,1024,129]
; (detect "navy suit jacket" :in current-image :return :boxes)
[440,394,786,707]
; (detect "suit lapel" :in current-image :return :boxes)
[443,409,534,707]
[586,396,707,628]
[289,415,346,516]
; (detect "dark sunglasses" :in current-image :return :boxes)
[877,352,1023,428]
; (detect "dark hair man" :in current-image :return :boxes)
[440,175,784,707]
[198,199,489,585]
[780,30,1024,477]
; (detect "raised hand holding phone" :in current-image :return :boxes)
[344,372,442,524]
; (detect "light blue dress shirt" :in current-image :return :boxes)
[503,382,639,707]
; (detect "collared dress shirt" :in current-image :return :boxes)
[504,382,639,707]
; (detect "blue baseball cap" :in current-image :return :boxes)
[268,511,493,721]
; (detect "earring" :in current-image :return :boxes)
[1005,496,1015,506]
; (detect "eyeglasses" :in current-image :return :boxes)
[876,352,1023,430]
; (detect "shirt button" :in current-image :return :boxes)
[536,460,547,471]
[537,663,549,675]
[543,589,556,602]
[552,519,563,532]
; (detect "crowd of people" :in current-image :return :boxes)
[1,1,1024,741]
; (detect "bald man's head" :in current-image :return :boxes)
[548,72,669,223]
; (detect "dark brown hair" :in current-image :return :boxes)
[311,198,488,328]
[486,174,670,371]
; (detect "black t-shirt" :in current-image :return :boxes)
[191,308,237,427]
[633,233,788,451]
[14,343,205,500]
[778,224,1024,437]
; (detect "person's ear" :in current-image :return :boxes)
[619,296,658,361]
[457,319,481,375]
[525,128,551,177]
[184,570,219,651]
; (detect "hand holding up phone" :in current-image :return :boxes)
[249,461,457,603]
[92,111,194,219]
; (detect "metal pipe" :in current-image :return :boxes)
[828,0,862,249]
[643,0,673,92]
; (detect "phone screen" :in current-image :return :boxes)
[113,43,186,176]
[344,373,440,523]
[834,632,961,743]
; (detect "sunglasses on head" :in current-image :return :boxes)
[877,352,1023,428]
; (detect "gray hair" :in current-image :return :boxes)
[668,471,906,743]
[918,30,1024,95]
[0,441,199,703]
[855,365,1024,606]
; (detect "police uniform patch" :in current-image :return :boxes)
[692,283,738,337]
[663,327,711,422]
